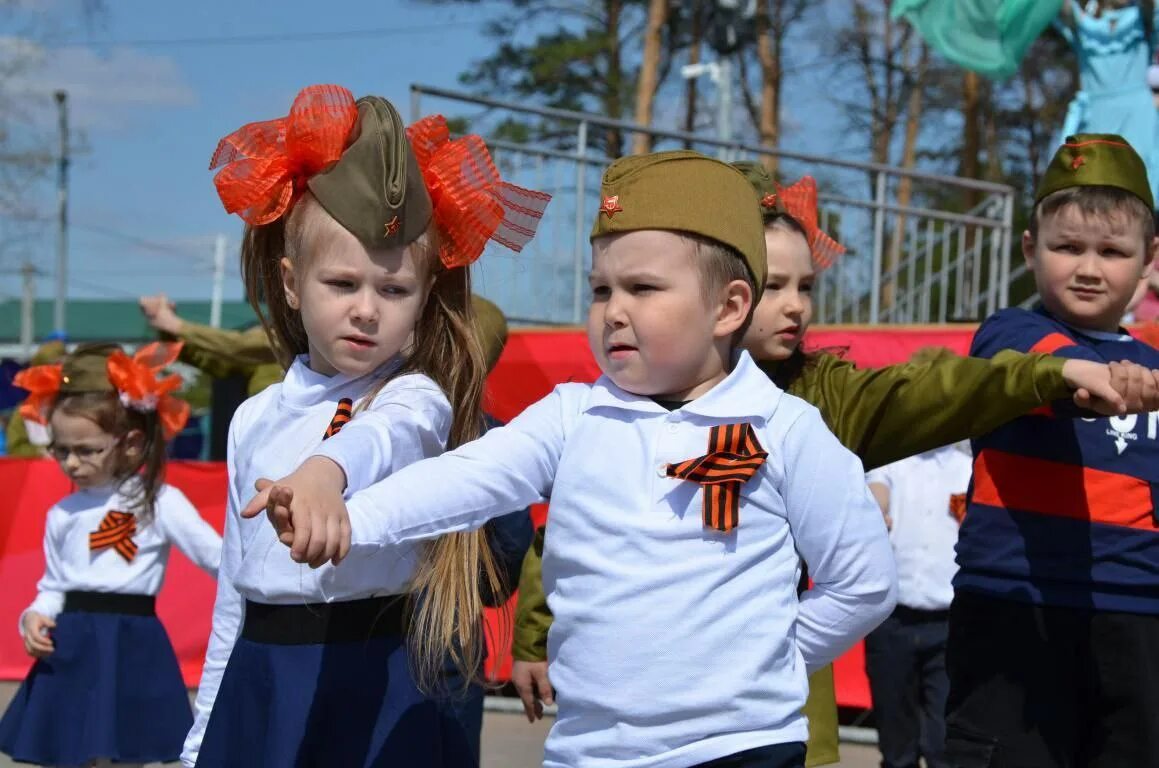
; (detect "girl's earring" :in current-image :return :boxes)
[287,295,299,310]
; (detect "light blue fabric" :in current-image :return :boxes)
[1056,1,1159,206]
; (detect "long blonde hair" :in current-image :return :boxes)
[239,195,506,689]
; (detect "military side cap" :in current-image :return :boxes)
[1037,134,1154,210]
[31,340,66,367]
[732,161,778,220]
[309,96,433,249]
[590,150,767,289]
[60,343,120,395]
[470,295,509,374]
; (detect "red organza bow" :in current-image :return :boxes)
[209,84,359,226]
[13,364,63,425]
[406,115,552,268]
[106,342,190,440]
[761,176,846,269]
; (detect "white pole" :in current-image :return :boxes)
[716,57,732,158]
[53,90,69,334]
[210,234,227,328]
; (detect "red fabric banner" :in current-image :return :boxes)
[0,325,983,707]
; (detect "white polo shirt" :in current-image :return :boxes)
[343,351,896,768]
[866,442,971,612]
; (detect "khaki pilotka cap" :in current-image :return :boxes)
[307,96,433,249]
[471,295,509,374]
[732,161,781,222]
[1036,134,1154,210]
[589,150,768,298]
[59,344,120,395]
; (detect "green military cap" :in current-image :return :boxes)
[470,295,509,374]
[308,96,433,249]
[59,343,120,395]
[1037,134,1154,210]
[590,150,767,292]
[31,340,66,367]
[731,161,779,221]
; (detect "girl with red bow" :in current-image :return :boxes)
[183,85,549,768]
[0,343,222,768]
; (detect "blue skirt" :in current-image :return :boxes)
[195,599,477,768]
[0,600,192,767]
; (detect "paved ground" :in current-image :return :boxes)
[0,683,881,767]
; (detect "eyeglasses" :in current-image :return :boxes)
[47,441,117,464]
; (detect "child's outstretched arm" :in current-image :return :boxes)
[243,386,571,563]
[243,379,453,568]
[804,348,1158,472]
[781,407,897,672]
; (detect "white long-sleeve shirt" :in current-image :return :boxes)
[866,443,970,611]
[343,351,897,768]
[181,356,451,768]
[21,481,221,631]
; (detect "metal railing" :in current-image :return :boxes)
[412,85,1017,326]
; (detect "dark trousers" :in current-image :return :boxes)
[693,742,806,768]
[944,591,1159,768]
[864,605,951,768]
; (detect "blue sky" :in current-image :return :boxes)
[0,0,503,306]
[0,0,868,314]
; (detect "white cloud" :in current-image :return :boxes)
[0,37,196,129]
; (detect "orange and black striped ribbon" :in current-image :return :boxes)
[666,423,768,533]
[323,398,354,440]
[89,510,138,563]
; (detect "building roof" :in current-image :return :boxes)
[0,299,261,344]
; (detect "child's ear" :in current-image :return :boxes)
[1021,230,1036,270]
[280,257,301,311]
[1144,235,1159,277]
[715,278,754,339]
[121,429,145,460]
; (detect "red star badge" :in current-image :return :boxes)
[384,216,400,237]
[600,195,623,218]
[1071,155,1085,171]
[760,193,778,209]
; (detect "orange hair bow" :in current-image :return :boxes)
[106,342,191,441]
[406,115,552,268]
[13,363,63,426]
[760,176,846,269]
[209,84,358,226]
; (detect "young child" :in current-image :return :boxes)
[182,85,548,768]
[507,160,1159,767]
[945,134,1159,766]
[249,150,898,768]
[0,342,222,768]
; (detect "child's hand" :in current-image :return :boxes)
[21,612,55,658]
[511,659,554,722]
[1063,359,1159,415]
[241,457,352,569]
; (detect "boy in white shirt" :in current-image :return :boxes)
[865,436,971,768]
[248,150,897,768]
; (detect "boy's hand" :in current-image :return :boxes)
[240,457,351,568]
[138,294,184,335]
[21,612,55,658]
[511,659,554,722]
[1063,359,1159,415]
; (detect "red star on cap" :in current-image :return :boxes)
[1071,155,1085,171]
[600,195,623,218]
[384,216,400,237]
[760,193,778,209]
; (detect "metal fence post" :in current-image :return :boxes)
[572,121,589,324]
[869,171,886,324]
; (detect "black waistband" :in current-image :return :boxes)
[241,596,408,645]
[893,604,951,622]
[64,591,156,616]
